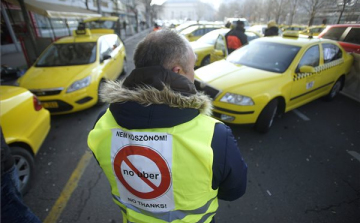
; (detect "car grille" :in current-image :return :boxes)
[194,79,220,100]
[30,88,63,96]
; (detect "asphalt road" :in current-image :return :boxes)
[23,30,360,223]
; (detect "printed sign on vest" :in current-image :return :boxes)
[111,129,174,212]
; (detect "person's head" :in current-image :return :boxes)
[154,23,159,28]
[267,20,277,28]
[236,20,245,29]
[133,29,196,82]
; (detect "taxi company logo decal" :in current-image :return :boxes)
[114,145,171,199]
[293,58,344,81]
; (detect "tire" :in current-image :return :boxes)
[255,99,278,133]
[10,147,35,195]
[201,56,210,67]
[324,78,342,101]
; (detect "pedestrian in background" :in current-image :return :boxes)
[225,20,248,54]
[225,20,231,28]
[123,20,127,36]
[88,29,247,223]
[1,128,41,223]
[153,23,161,31]
[264,20,279,36]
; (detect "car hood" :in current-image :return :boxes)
[190,42,212,52]
[19,65,95,89]
[195,60,281,90]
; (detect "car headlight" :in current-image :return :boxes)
[67,76,91,93]
[220,93,254,105]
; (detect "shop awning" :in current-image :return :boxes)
[4,0,101,19]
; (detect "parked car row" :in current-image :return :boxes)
[1,22,127,195]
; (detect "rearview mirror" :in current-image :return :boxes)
[299,65,315,73]
[101,54,112,63]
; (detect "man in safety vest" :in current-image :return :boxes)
[88,29,247,223]
[225,20,248,54]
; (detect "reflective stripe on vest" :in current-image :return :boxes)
[88,109,220,223]
[112,194,216,223]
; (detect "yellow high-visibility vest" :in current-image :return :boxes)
[88,109,219,223]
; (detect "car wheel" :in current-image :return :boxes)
[255,99,278,133]
[324,77,343,101]
[97,79,106,105]
[201,56,210,67]
[11,147,35,195]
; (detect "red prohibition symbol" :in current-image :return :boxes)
[114,145,171,199]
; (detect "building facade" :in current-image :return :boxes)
[158,0,216,22]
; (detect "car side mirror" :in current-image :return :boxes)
[299,65,315,73]
[214,49,224,56]
[101,54,112,63]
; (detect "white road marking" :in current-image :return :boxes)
[293,109,310,121]
[348,151,360,162]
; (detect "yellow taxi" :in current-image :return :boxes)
[191,28,230,67]
[210,30,261,63]
[0,86,50,194]
[180,24,224,42]
[17,25,127,114]
[299,25,326,37]
[195,32,354,133]
[283,25,306,32]
[83,16,121,37]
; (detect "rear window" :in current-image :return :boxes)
[322,27,347,41]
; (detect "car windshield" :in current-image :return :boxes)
[321,27,347,40]
[175,22,197,32]
[197,30,225,45]
[181,26,199,35]
[227,41,301,73]
[36,42,97,67]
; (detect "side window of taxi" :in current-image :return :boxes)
[297,45,320,71]
[322,43,342,63]
[193,28,204,36]
[99,39,112,59]
[105,35,120,51]
[214,35,226,51]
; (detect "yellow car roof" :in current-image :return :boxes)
[55,32,107,43]
[256,34,329,47]
[83,16,118,22]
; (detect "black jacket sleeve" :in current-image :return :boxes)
[211,123,247,201]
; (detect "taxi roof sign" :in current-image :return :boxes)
[282,31,299,38]
[74,22,92,36]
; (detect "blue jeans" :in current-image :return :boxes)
[1,165,42,223]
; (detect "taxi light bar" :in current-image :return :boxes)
[74,22,91,36]
[282,31,299,38]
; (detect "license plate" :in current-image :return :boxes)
[42,102,59,108]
